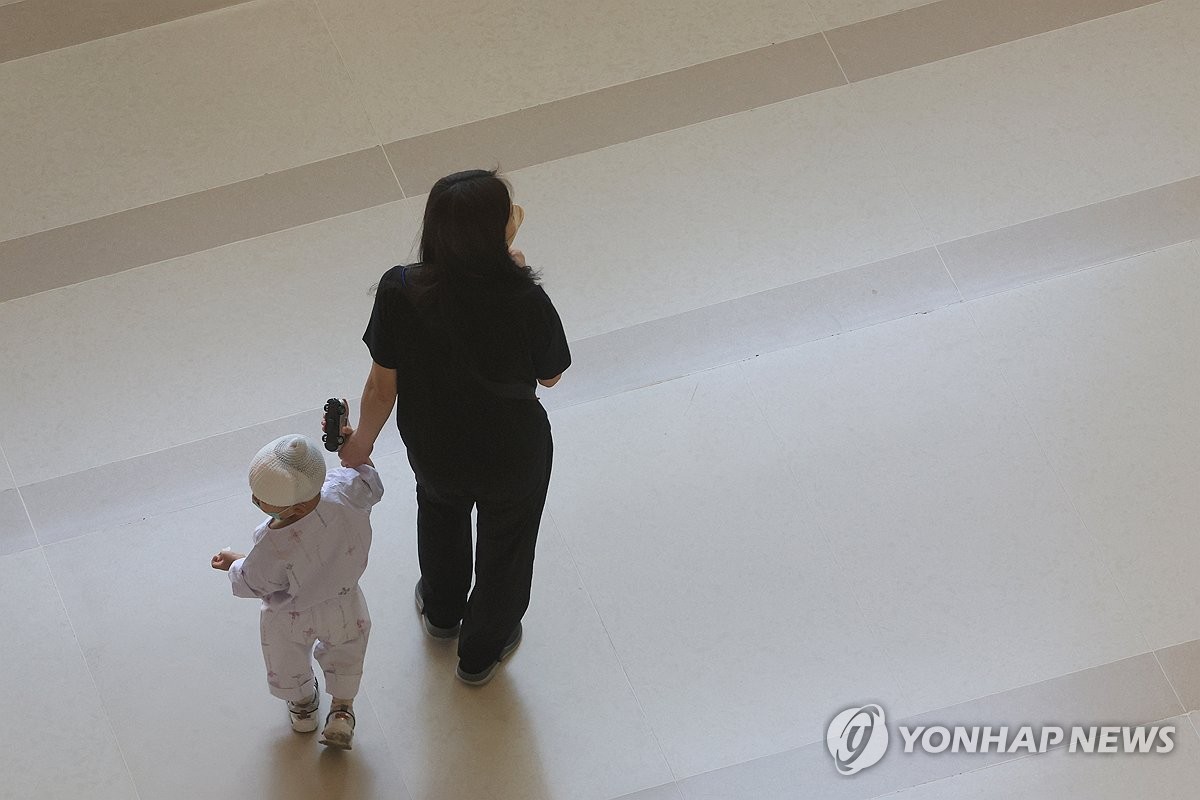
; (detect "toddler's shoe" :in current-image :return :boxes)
[287,684,320,733]
[456,623,522,686]
[320,708,356,750]
[414,578,461,639]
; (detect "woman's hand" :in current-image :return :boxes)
[339,432,374,468]
[211,549,244,571]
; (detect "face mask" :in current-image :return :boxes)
[253,497,288,521]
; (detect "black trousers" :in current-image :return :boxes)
[415,435,553,672]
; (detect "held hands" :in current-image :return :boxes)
[338,434,373,468]
[211,549,244,571]
[321,398,372,468]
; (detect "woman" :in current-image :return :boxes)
[339,170,570,686]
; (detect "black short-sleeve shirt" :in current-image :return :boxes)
[363,264,570,492]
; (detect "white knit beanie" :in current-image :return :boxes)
[248,435,328,507]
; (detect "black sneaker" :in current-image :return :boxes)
[456,623,523,686]
[414,579,461,639]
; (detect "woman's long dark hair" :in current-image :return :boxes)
[416,169,538,302]
[404,170,539,380]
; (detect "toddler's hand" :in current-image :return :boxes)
[211,549,243,571]
[509,247,526,267]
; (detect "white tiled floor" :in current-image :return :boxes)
[548,366,902,777]
[0,0,377,241]
[744,305,1148,714]
[41,498,414,799]
[516,87,932,339]
[361,454,674,800]
[0,199,420,485]
[0,550,139,799]
[852,0,1200,241]
[968,242,1200,651]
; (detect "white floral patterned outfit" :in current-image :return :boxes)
[229,465,383,702]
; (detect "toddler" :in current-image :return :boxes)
[212,433,382,749]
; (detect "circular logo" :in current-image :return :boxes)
[827,704,889,775]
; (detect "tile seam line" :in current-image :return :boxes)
[0,0,257,66]
[837,77,966,304]
[36,546,145,800]
[307,0,408,200]
[1154,648,1192,720]
[818,30,851,85]
[0,440,39,547]
[544,507,681,784]
[0,437,17,491]
[1153,630,1200,653]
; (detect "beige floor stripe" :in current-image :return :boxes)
[939,176,1200,300]
[0,0,1177,300]
[0,0,254,63]
[385,35,845,195]
[825,0,1161,82]
[0,147,402,302]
